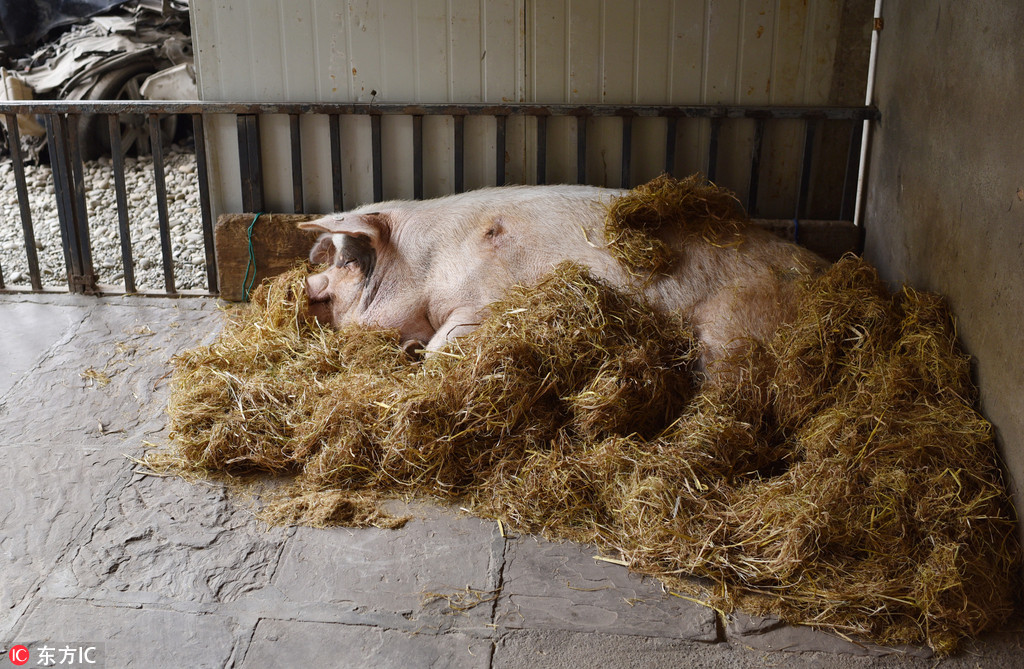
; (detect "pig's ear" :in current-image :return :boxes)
[298,212,390,249]
[308,234,335,264]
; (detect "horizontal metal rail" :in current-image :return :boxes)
[0,101,878,298]
[0,100,880,120]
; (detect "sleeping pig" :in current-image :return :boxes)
[299,184,824,373]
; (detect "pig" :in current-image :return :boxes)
[298,184,825,373]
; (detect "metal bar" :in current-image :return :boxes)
[44,114,82,292]
[707,117,721,182]
[289,113,304,213]
[454,115,465,193]
[66,114,96,291]
[107,113,136,293]
[330,113,343,210]
[535,115,547,185]
[5,113,42,290]
[855,0,884,228]
[192,113,218,293]
[371,114,383,202]
[664,116,677,176]
[245,114,264,211]
[795,118,819,221]
[620,115,632,188]
[0,100,882,121]
[747,118,765,216]
[495,115,506,186]
[150,113,175,294]
[236,115,253,211]
[840,120,863,221]
[576,115,587,184]
[412,114,423,199]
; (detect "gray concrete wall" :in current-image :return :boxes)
[863,2,1024,535]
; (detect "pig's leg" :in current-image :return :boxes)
[424,307,483,353]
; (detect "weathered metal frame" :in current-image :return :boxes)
[0,100,879,297]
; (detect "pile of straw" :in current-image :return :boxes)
[604,173,746,274]
[156,181,1020,655]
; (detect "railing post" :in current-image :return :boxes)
[454,114,465,193]
[412,114,424,199]
[747,117,766,216]
[237,114,264,212]
[795,118,819,223]
[108,114,137,293]
[329,113,344,210]
[150,113,176,294]
[664,116,677,177]
[535,114,547,185]
[193,113,219,293]
[620,115,633,189]
[707,116,722,183]
[4,113,43,290]
[43,112,97,294]
[576,114,588,184]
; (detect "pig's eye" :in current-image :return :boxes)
[337,258,357,269]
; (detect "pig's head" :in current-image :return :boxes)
[299,212,389,327]
[298,212,434,350]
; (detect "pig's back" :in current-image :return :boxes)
[375,184,631,287]
[364,185,823,367]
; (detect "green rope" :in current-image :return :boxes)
[242,212,264,301]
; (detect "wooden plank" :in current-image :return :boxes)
[214,212,323,301]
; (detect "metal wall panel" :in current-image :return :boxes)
[191,0,846,217]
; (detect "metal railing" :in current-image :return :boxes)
[0,100,879,297]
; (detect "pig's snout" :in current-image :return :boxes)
[305,273,330,302]
[304,273,333,324]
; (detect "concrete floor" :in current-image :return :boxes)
[0,292,1021,668]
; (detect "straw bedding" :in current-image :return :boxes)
[604,173,746,274]
[154,176,1020,655]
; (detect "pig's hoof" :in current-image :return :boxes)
[402,339,426,359]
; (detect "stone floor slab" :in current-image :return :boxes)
[10,599,238,668]
[0,443,125,625]
[0,298,85,397]
[272,504,497,624]
[42,474,289,607]
[492,629,747,669]
[239,618,491,669]
[725,612,933,658]
[494,537,718,641]
[492,626,1024,669]
[0,297,221,447]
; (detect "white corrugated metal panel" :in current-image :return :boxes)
[191,0,845,217]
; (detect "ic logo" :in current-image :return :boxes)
[8,645,29,666]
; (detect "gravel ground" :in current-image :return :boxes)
[0,147,210,292]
